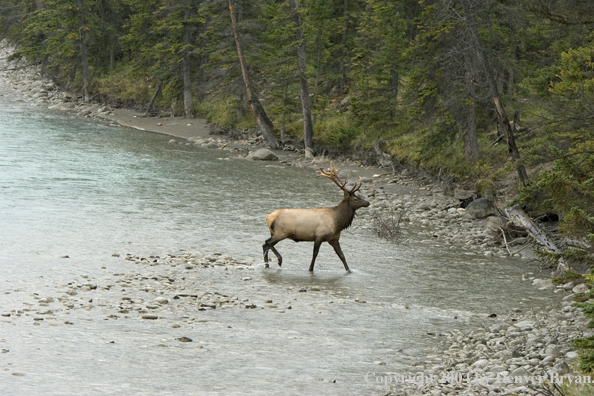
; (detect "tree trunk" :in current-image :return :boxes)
[195,22,208,103]
[506,204,568,271]
[462,102,479,160]
[228,0,278,149]
[313,33,322,125]
[77,0,91,102]
[463,56,479,160]
[289,0,314,158]
[280,85,287,142]
[182,58,193,118]
[109,46,115,69]
[389,69,399,121]
[182,8,194,119]
[144,81,162,117]
[339,0,348,95]
[459,0,527,184]
[171,97,177,117]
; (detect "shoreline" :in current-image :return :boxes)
[1,44,592,395]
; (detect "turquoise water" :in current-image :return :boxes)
[0,89,555,395]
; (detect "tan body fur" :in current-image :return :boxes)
[266,207,342,243]
[262,166,369,272]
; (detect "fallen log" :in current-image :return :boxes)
[505,204,568,271]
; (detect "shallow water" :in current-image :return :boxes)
[0,90,556,395]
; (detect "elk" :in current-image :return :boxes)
[263,163,369,272]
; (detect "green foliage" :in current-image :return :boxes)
[572,269,594,372]
[314,114,361,149]
[1,0,592,247]
[94,67,151,102]
[552,269,584,285]
[573,337,594,373]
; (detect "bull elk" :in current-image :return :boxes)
[263,163,369,272]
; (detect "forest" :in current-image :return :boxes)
[1,0,594,375]
[0,1,592,259]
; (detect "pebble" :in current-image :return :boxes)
[0,52,588,396]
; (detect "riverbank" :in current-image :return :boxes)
[1,44,592,395]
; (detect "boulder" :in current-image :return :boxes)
[247,148,278,161]
[572,283,589,293]
[465,198,498,219]
[513,320,536,331]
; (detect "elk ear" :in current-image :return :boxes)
[343,191,350,199]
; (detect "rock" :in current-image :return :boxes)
[141,314,158,320]
[572,283,589,293]
[532,278,555,290]
[541,356,555,365]
[154,297,168,305]
[176,337,193,343]
[513,321,536,331]
[472,359,490,369]
[509,367,531,378]
[565,351,579,362]
[465,198,497,219]
[247,148,278,161]
[545,345,563,358]
[552,361,570,375]
[486,215,507,231]
[562,281,576,291]
[487,365,508,373]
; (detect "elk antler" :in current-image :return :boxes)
[319,162,362,194]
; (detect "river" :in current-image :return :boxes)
[0,88,556,395]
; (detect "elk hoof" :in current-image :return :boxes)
[265,264,270,269]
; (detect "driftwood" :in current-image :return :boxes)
[505,204,568,271]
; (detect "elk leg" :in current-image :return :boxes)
[270,246,282,267]
[328,239,351,273]
[308,239,323,272]
[263,238,282,268]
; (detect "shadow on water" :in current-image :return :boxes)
[261,267,352,288]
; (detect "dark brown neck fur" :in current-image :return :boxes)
[333,199,356,231]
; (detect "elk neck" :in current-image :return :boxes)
[333,198,356,231]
